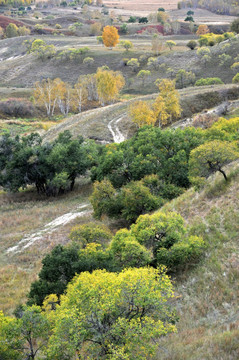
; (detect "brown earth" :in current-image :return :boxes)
[103,0,178,11]
[0,15,27,30]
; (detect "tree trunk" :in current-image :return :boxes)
[218,168,228,181]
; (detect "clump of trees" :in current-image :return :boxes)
[129,79,181,128]
[0,131,97,196]
[5,23,30,38]
[33,67,125,116]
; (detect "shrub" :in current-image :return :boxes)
[128,15,136,23]
[0,98,35,118]
[218,53,232,67]
[187,40,197,50]
[139,17,148,23]
[157,235,205,269]
[69,223,113,249]
[195,77,224,86]
[83,56,94,67]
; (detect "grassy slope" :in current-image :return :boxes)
[0,179,94,313]
[154,163,239,360]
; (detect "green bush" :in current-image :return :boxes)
[187,40,197,50]
[195,77,224,86]
[157,235,205,269]
[130,211,205,270]
[69,223,113,249]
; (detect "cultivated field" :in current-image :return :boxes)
[104,0,178,11]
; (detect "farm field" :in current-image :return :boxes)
[104,0,178,11]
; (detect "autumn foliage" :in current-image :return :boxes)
[129,79,181,127]
[102,25,120,49]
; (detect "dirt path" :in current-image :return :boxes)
[5,203,92,254]
[108,113,127,143]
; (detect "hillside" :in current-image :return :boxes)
[0,156,239,359]
[42,84,239,143]
[156,162,239,359]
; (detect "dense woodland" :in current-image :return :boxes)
[0,0,239,359]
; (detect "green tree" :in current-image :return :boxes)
[90,179,120,219]
[46,267,176,359]
[119,180,163,223]
[175,69,195,89]
[131,211,204,269]
[230,18,239,33]
[0,306,50,360]
[128,15,137,23]
[5,23,18,38]
[189,140,239,181]
[27,242,114,306]
[119,39,133,51]
[137,69,151,86]
[166,40,176,50]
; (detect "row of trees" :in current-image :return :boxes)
[33,67,125,116]
[178,0,239,15]
[0,23,30,38]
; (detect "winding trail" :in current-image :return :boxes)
[107,114,127,143]
[6,203,92,254]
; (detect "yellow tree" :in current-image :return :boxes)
[154,79,181,127]
[102,25,120,49]
[73,75,88,112]
[95,67,125,105]
[54,78,73,116]
[33,78,58,117]
[129,100,156,127]
[196,24,209,36]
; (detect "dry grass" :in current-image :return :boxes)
[154,163,239,359]
[0,178,95,314]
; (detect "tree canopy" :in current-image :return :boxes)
[46,267,176,359]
